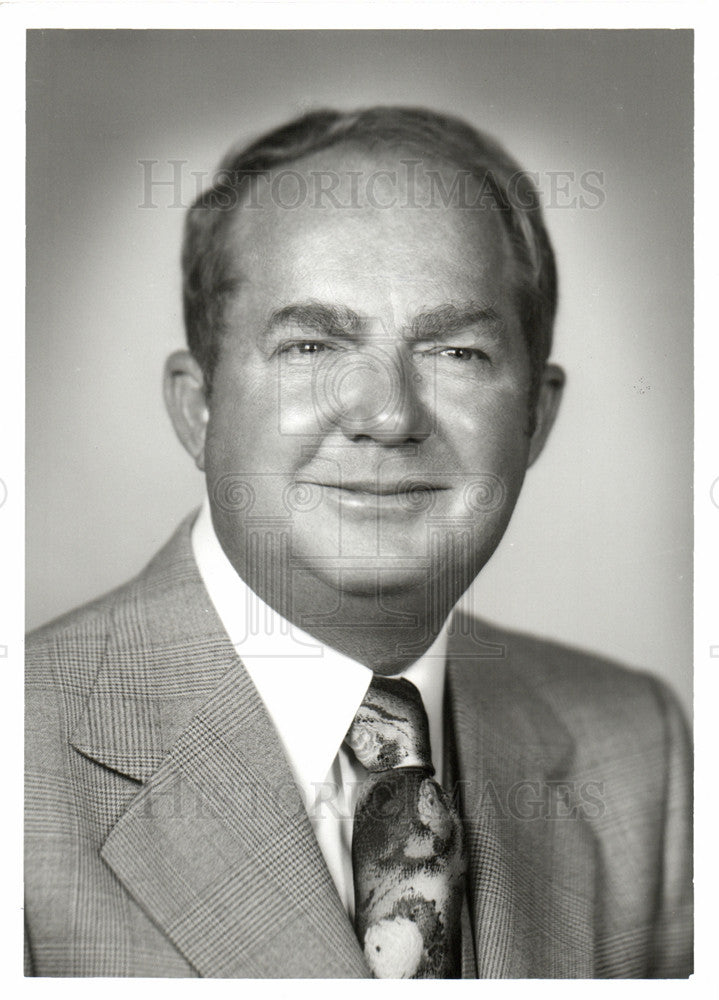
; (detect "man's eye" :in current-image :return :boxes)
[281,341,328,358]
[295,342,325,354]
[440,347,489,362]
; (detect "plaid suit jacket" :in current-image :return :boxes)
[25,515,692,978]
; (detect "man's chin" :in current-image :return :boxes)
[289,525,498,600]
[322,564,431,598]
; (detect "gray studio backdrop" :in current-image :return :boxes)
[26,29,693,712]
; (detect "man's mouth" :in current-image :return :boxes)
[300,479,451,496]
[294,479,451,515]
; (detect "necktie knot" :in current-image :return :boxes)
[345,675,433,774]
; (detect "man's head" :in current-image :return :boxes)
[165,106,564,660]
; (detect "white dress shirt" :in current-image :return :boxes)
[191,497,449,918]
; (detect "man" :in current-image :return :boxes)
[25,106,692,978]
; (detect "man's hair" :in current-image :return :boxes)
[182,106,557,410]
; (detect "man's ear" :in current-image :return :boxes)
[163,350,209,471]
[527,362,565,468]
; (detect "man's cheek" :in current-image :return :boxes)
[277,382,335,436]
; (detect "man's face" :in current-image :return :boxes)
[203,148,538,606]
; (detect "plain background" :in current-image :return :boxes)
[25,29,693,713]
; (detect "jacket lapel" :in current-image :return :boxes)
[70,517,368,978]
[447,617,598,978]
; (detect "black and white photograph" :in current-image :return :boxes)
[17,19,698,982]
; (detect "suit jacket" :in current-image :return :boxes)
[25,515,692,978]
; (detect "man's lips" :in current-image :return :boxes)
[299,480,451,496]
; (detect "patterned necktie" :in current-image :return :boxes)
[344,675,466,978]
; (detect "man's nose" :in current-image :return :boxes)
[315,348,432,445]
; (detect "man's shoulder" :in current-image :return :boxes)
[26,512,199,690]
[449,610,688,738]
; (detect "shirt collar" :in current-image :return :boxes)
[191,497,449,797]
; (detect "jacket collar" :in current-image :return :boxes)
[70,513,234,780]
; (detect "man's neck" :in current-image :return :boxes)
[276,580,447,674]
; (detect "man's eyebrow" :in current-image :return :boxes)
[260,299,502,344]
[405,303,502,341]
[262,301,365,339]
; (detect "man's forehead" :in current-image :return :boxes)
[252,142,470,206]
[224,143,514,285]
